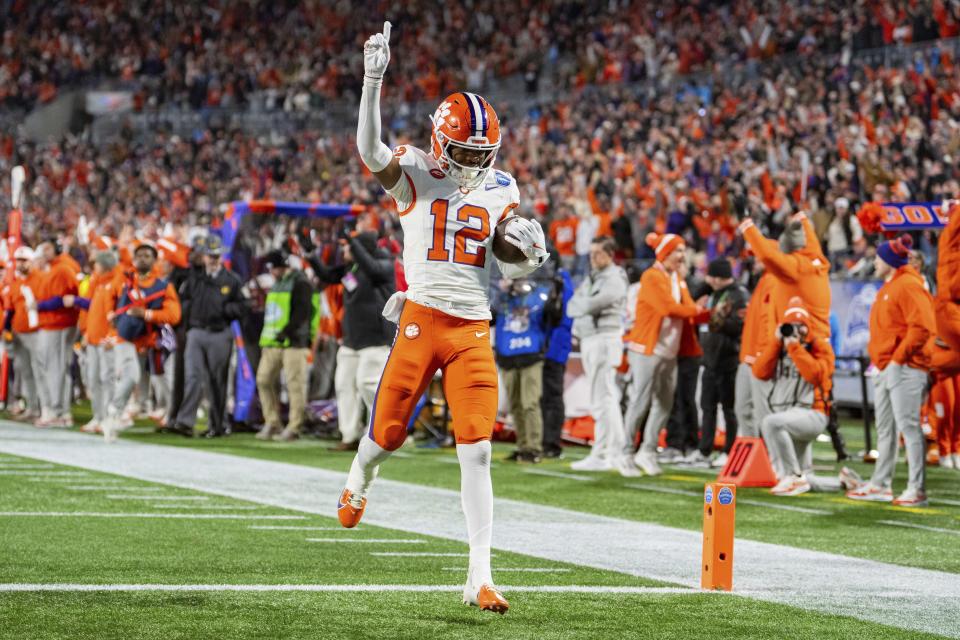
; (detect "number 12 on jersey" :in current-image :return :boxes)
[426,199,490,268]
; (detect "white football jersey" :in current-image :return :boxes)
[387,145,520,320]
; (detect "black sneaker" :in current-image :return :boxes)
[504,450,522,462]
[518,451,542,464]
[542,447,564,460]
[169,424,194,438]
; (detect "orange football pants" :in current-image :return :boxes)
[368,300,498,450]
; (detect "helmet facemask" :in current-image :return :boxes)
[431,122,499,191]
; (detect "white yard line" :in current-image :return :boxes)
[105,495,210,501]
[879,520,960,536]
[522,469,593,482]
[442,567,571,573]
[29,478,125,484]
[370,552,472,557]
[0,463,55,469]
[249,526,350,531]
[931,498,960,507]
[0,471,88,476]
[0,583,693,595]
[306,538,426,544]
[626,483,832,515]
[152,505,263,510]
[0,511,306,520]
[0,423,957,638]
[67,486,166,492]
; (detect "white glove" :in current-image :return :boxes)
[503,216,548,263]
[363,21,392,82]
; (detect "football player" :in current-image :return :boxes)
[340,21,548,614]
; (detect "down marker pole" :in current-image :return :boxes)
[701,482,736,591]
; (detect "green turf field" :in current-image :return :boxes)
[0,408,958,639]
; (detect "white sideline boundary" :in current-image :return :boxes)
[0,583,693,595]
[0,423,958,638]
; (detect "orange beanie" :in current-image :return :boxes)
[646,232,684,263]
[782,296,811,328]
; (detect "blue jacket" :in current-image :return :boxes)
[545,269,573,364]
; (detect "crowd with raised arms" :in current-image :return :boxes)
[3,1,956,111]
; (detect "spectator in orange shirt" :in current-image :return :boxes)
[621,233,705,477]
[30,239,79,427]
[847,235,935,507]
[75,251,122,434]
[548,206,578,273]
[101,244,181,443]
[5,247,42,419]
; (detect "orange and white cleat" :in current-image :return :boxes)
[463,583,509,614]
[337,488,366,528]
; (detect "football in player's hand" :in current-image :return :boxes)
[493,217,527,264]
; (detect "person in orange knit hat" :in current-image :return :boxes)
[737,212,831,339]
[620,232,705,477]
[101,243,181,443]
[753,296,846,496]
[74,250,123,434]
[847,234,935,507]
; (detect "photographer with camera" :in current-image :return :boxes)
[754,297,841,496]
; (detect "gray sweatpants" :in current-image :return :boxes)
[580,333,626,461]
[870,363,928,493]
[175,327,233,433]
[12,332,39,414]
[86,344,115,423]
[624,351,678,455]
[35,328,73,418]
[750,372,772,432]
[108,342,141,417]
[761,407,828,480]
[734,362,756,438]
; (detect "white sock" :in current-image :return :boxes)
[457,441,493,587]
[345,436,391,497]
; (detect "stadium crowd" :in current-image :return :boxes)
[3,0,959,111]
[2,3,960,513]
[5,33,960,285]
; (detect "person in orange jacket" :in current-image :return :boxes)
[74,251,123,434]
[927,370,960,469]
[29,238,80,427]
[847,235,935,507]
[4,246,42,419]
[100,243,181,443]
[738,212,831,340]
[753,297,845,496]
[735,265,776,439]
[621,232,705,477]
[929,201,960,376]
